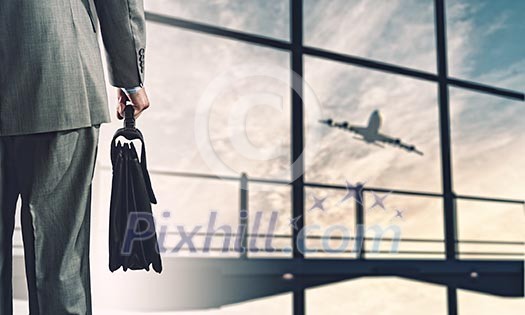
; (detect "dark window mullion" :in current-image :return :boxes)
[435,1,458,315]
[291,2,306,315]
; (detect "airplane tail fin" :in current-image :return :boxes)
[367,110,381,133]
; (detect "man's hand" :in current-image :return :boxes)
[117,88,150,120]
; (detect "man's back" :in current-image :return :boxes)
[0,0,146,135]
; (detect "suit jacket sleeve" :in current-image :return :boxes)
[94,0,146,88]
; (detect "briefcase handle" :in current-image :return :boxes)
[124,104,135,129]
[111,103,158,205]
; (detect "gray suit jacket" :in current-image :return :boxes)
[0,0,146,136]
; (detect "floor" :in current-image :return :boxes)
[13,299,184,315]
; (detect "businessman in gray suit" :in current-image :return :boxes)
[0,0,151,314]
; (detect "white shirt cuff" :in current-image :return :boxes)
[121,86,143,95]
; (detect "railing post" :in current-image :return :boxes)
[355,184,365,259]
[240,173,249,258]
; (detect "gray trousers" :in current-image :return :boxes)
[0,126,99,315]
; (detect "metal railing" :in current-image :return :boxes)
[89,166,524,259]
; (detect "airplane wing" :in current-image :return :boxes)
[376,133,423,155]
[318,119,366,135]
[318,118,423,155]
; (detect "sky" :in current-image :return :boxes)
[15,0,524,314]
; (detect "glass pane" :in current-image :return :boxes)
[305,186,357,259]
[450,88,525,200]
[98,23,291,181]
[304,189,445,259]
[304,56,441,193]
[248,183,292,258]
[156,176,239,258]
[304,0,436,72]
[446,0,525,91]
[145,0,290,40]
[306,278,447,314]
[457,200,524,260]
[458,290,524,315]
[363,193,445,259]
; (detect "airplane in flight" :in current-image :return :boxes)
[319,110,423,155]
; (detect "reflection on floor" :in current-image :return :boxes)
[13,299,246,315]
[13,299,199,315]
